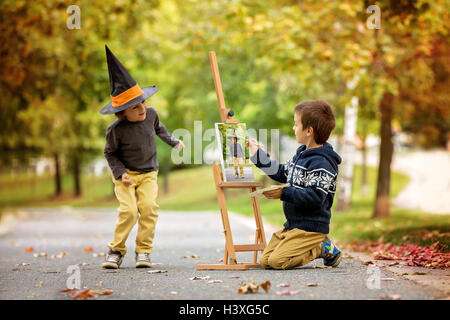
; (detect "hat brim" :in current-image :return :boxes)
[100,86,158,115]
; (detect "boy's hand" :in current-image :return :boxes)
[121,173,134,187]
[262,187,284,199]
[246,138,264,156]
[175,140,185,151]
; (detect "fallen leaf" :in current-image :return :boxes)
[306,283,319,287]
[237,279,259,294]
[206,279,223,283]
[229,275,240,279]
[190,276,210,280]
[72,288,96,300]
[276,282,291,287]
[379,293,402,300]
[147,269,168,274]
[56,252,67,259]
[260,280,271,293]
[275,289,300,295]
[91,289,113,296]
[24,247,34,253]
[84,247,93,253]
[70,288,113,299]
[60,288,76,293]
[182,254,200,259]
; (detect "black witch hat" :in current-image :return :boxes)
[100,45,158,115]
[227,129,240,141]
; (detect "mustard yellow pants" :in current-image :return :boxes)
[260,227,327,270]
[108,170,159,256]
[233,157,244,176]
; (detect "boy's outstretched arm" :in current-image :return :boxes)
[248,138,287,183]
[152,108,182,149]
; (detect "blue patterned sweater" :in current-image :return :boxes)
[250,142,342,234]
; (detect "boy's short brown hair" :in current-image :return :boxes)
[115,110,126,121]
[294,100,335,144]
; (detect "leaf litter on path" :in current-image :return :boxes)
[275,289,300,295]
[147,269,168,274]
[60,288,113,300]
[237,279,271,294]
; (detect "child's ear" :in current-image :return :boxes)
[307,127,314,136]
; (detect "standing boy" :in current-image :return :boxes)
[100,45,184,268]
[228,129,245,178]
[248,100,342,269]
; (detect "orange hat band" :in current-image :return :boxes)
[111,84,144,108]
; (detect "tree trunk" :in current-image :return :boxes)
[373,92,394,218]
[72,153,82,197]
[53,153,62,197]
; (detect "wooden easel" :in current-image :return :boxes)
[196,51,267,270]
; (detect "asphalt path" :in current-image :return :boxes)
[0,208,444,300]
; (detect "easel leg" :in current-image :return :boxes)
[214,165,237,265]
[250,187,267,264]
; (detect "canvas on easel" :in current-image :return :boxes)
[215,122,254,182]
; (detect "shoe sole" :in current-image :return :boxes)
[325,252,342,267]
[102,262,119,269]
[135,262,152,268]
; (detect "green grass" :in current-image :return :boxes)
[1,164,448,251]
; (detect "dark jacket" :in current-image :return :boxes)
[229,142,245,159]
[104,107,179,179]
[250,142,342,234]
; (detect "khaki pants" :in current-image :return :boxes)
[260,227,327,270]
[108,170,159,256]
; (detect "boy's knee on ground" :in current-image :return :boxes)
[267,254,291,270]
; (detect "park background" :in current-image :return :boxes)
[1,0,449,265]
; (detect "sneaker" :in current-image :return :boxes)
[320,237,342,267]
[135,252,152,268]
[102,250,124,269]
